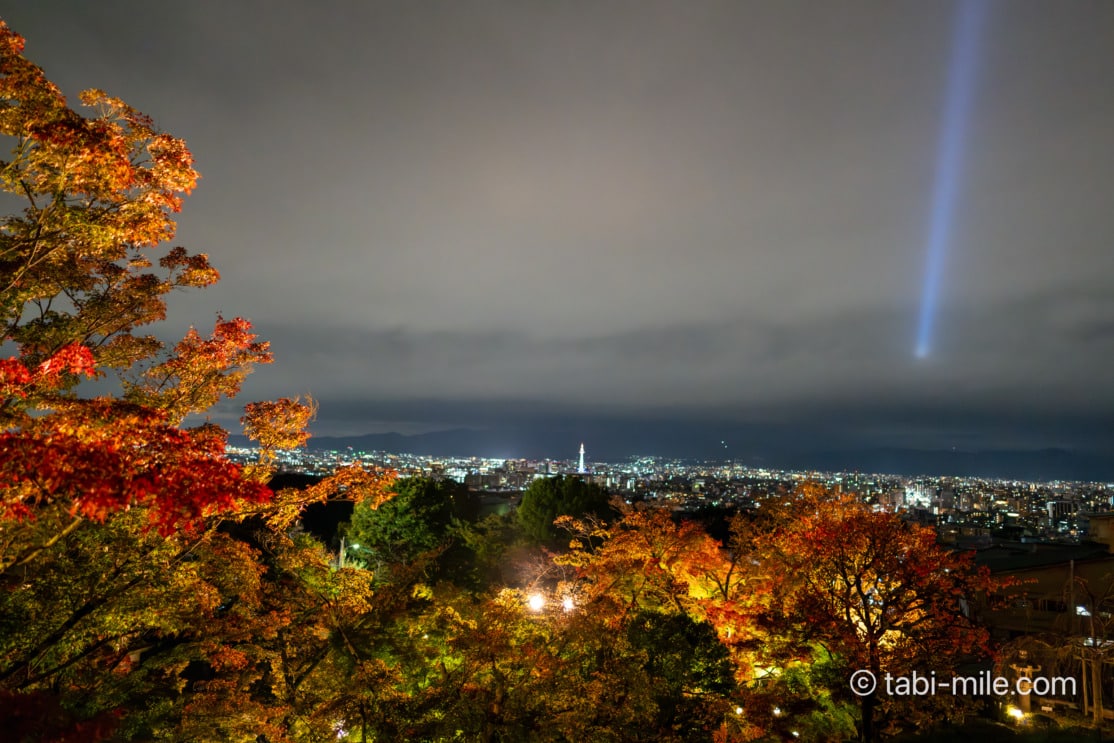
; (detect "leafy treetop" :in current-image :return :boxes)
[517,474,613,544]
[0,20,275,545]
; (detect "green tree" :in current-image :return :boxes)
[345,476,474,576]
[626,610,736,736]
[516,475,612,545]
[444,511,521,590]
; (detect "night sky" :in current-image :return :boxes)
[4,3,1112,470]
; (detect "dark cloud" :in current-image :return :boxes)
[220,284,1113,452]
[3,2,1112,465]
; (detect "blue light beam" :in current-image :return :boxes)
[915,0,988,359]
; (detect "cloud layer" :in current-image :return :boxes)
[4,2,1112,458]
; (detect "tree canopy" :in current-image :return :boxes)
[755,486,995,741]
[516,474,613,544]
[0,22,393,739]
[0,19,273,545]
[345,475,476,574]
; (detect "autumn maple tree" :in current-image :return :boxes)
[0,18,277,543]
[757,486,995,742]
[0,21,397,741]
[555,507,764,739]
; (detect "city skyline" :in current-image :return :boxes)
[4,2,1112,462]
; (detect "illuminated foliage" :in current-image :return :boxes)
[0,20,276,552]
[240,396,317,476]
[239,464,397,532]
[345,476,477,580]
[0,400,270,544]
[557,507,731,622]
[0,21,339,739]
[0,19,211,403]
[556,507,757,738]
[758,486,995,741]
[122,316,272,425]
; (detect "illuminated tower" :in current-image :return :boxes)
[578,443,586,474]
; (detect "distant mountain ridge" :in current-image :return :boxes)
[227,428,1113,482]
[801,446,1110,483]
